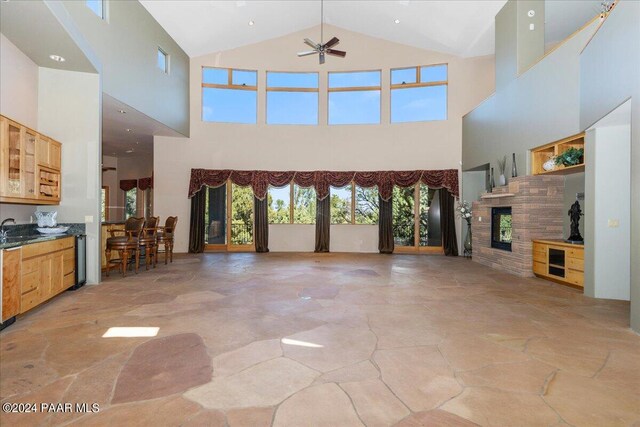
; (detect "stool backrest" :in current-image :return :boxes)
[124,217,145,238]
[165,216,178,235]
[143,216,159,237]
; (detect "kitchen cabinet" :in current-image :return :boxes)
[20,237,75,313]
[1,246,22,328]
[0,115,62,205]
[532,240,584,289]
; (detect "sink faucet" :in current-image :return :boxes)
[1,218,16,240]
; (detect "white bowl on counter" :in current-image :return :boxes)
[36,226,69,235]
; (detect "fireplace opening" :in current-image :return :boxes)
[491,207,512,251]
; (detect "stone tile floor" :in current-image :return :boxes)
[1,253,638,426]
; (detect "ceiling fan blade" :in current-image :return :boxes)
[326,49,346,57]
[323,36,340,48]
[297,50,319,57]
[319,52,325,65]
[304,38,319,49]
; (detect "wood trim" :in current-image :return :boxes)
[580,0,617,54]
[532,132,585,151]
[328,86,381,93]
[266,87,318,93]
[390,81,448,90]
[202,83,257,91]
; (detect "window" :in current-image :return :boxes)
[391,64,447,123]
[157,48,169,74]
[231,184,253,245]
[355,186,379,224]
[205,185,227,245]
[330,185,352,224]
[392,184,442,250]
[124,188,137,219]
[202,67,257,124]
[86,0,105,19]
[328,71,381,125]
[267,72,318,125]
[101,186,109,222]
[293,185,316,224]
[268,185,292,224]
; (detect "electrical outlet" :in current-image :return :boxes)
[478,217,482,222]
[607,219,619,228]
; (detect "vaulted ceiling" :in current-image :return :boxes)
[140,0,603,59]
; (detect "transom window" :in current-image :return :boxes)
[157,48,169,74]
[86,0,105,19]
[267,72,319,125]
[202,67,257,124]
[328,71,381,125]
[391,64,448,123]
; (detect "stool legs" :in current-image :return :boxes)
[105,248,111,277]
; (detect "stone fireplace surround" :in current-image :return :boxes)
[472,175,564,277]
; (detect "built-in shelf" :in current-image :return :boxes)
[481,193,515,199]
[531,132,585,176]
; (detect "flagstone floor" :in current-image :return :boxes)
[1,253,639,426]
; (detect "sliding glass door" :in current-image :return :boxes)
[393,183,442,253]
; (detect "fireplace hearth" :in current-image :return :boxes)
[491,207,512,251]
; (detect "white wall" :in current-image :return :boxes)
[112,154,153,221]
[0,34,42,224]
[579,0,640,332]
[155,25,496,253]
[37,68,101,285]
[584,126,631,301]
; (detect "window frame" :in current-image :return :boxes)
[157,47,169,74]
[86,0,106,20]
[393,183,443,254]
[327,70,382,125]
[266,71,319,125]
[201,67,258,124]
[390,63,448,123]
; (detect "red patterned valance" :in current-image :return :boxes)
[120,179,137,192]
[188,169,459,201]
[138,176,153,191]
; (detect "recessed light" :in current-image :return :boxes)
[118,109,126,114]
[49,54,65,62]
[394,19,400,24]
[125,149,134,153]
[125,128,132,132]
[248,20,254,26]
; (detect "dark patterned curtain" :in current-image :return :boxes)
[314,197,330,252]
[138,176,153,190]
[254,196,269,253]
[439,188,459,256]
[188,187,206,253]
[378,195,394,254]
[120,179,137,192]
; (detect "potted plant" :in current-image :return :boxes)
[555,147,584,167]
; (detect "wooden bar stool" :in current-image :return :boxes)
[138,216,159,270]
[105,217,144,277]
[156,216,178,264]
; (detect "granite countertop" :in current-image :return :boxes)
[0,233,76,250]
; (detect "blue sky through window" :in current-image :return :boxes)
[202,88,257,123]
[391,85,447,123]
[329,91,380,125]
[329,71,380,88]
[157,49,167,72]
[269,186,290,207]
[267,92,318,125]
[267,73,318,88]
[86,0,103,18]
[232,70,257,86]
[391,68,416,85]
[421,65,447,82]
[203,68,227,84]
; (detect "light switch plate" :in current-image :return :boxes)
[85,215,94,223]
[607,219,619,228]
[478,217,482,222]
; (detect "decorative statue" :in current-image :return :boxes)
[567,200,584,243]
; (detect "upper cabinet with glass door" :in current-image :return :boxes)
[0,115,62,205]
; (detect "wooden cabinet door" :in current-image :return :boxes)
[50,251,65,294]
[37,136,49,166]
[2,247,22,322]
[23,130,37,199]
[1,118,23,198]
[49,141,61,170]
[39,255,53,303]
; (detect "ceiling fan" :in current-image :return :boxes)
[297,0,346,64]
